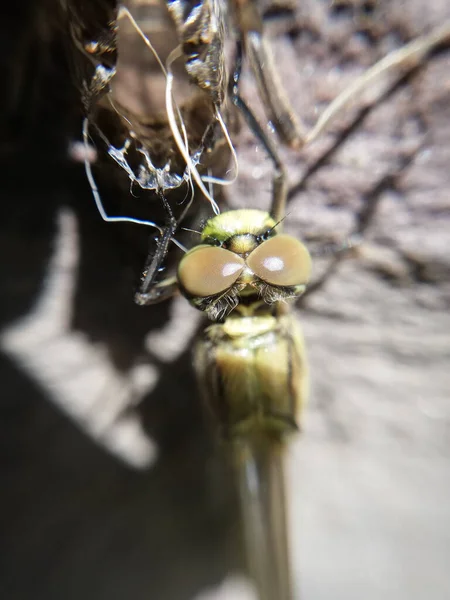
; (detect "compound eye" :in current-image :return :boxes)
[246,234,311,286]
[178,245,245,297]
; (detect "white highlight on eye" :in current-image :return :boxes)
[263,256,284,272]
[222,262,244,277]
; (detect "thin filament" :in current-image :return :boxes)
[201,107,239,187]
[117,5,191,154]
[305,21,450,145]
[83,118,186,252]
[166,49,220,215]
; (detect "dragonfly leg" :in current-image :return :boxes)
[235,7,449,151]
[230,42,287,223]
[134,193,180,305]
[232,0,305,148]
[303,21,450,146]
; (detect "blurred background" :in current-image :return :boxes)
[0,1,449,599]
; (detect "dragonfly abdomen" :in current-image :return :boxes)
[194,312,307,441]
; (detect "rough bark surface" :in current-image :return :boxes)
[0,2,449,600]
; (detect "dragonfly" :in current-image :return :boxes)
[60,1,450,598]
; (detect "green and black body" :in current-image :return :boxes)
[178,208,311,600]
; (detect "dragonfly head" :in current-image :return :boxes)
[178,209,312,321]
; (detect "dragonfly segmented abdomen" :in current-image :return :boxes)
[195,312,308,440]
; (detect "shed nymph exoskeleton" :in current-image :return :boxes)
[60,0,316,303]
